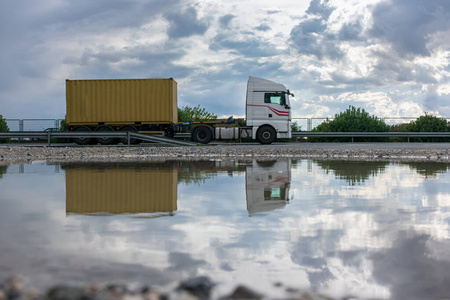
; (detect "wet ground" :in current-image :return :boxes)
[1,158,450,299]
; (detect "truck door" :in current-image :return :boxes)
[263,92,290,132]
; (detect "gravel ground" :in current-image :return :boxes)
[1,142,450,164]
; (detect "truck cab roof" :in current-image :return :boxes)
[247,76,288,93]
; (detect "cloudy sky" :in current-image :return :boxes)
[1,0,450,121]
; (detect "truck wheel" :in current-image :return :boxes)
[256,126,276,144]
[119,125,141,145]
[73,126,92,145]
[95,125,117,145]
[192,126,212,144]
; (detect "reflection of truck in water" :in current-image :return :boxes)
[64,159,291,216]
[66,76,293,145]
[64,162,177,215]
[245,160,291,216]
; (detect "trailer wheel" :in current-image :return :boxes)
[256,126,276,144]
[119,125,141,145]
[95,125,117,145]
[192,126,213,144]
[73,126,92,145]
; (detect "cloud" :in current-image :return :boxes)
[165,6,209,39]
[289,1,343,60]
[219,14,236,28]
[338,21,365,42]
[1,0,450,121]
[255,24,271,32]
[210,33,278,58]
[369,0,450,57]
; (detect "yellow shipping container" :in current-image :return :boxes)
[66,166,178,215]
[66,78,177,126]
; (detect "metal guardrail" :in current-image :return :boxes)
[292,132,450,142]
[0,132,196,147]
[1,131,450,146]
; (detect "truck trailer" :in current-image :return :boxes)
[66,76,294,145]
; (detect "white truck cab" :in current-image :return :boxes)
[246,76,293,144]
[190,76,294,144]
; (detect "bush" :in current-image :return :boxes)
[0,114,10,143]
[60,118,67,132]
[291,121,301,132]
[403,114,450,142]
[54,118,68,143]
[309,106,390,142]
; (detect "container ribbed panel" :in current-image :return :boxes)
[66,78,177,125]
[66,168,178,214]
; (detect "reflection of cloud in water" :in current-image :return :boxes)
[371,233,450,300]
[1,160,450,299]
[167,252,208,277]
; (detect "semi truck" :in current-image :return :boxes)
[66,76,294,145]
[64,159,291,216]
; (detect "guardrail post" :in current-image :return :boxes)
[128,131,131,146]
[48,131,51,147]
[19,119,24,143]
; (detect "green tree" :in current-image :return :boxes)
[309,106,390,142]
[0,114,9,143]
[403,114,450,142]
[178,105,218,133]
[178,105,218,122]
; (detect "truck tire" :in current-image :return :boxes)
[192,126,213,144]
[119,125,141,145]
[95,125,118,145]
[256,126,276,144]
[73,126,92,145]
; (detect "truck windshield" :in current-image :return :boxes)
[264,93,286,106]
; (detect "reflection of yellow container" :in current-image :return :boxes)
[66,78,177,126]
[66,167,177,214]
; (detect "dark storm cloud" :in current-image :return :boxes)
[371,233,450,300]
[306,0,333,19]
[0,0,182,91]
[338,21,365,42]
[210,33,278,58]
[165,6,209,39]
[65,45,192,79]
[370,0,450,57]
[219,14,236,28]
[289,1,342,60]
